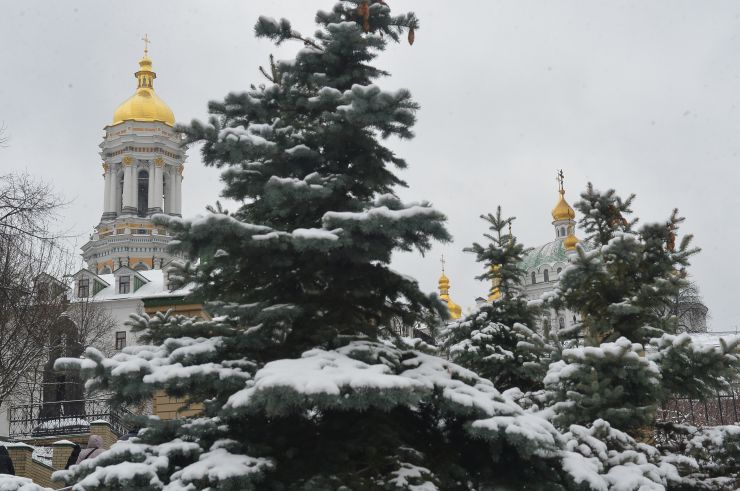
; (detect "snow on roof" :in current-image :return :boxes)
[73,269,193,302]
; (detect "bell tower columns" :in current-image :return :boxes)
[101,163,116,220]
[148,157,164,215]
[121,156,137,215]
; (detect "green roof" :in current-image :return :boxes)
[520,239,569,270]
[520,238,592,271]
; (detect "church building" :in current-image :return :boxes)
[438,174,583,332]
[69,42,201,352]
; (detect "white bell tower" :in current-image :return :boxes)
[82,40,186,274]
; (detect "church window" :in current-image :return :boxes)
[573,315,577,323]
[119,275,130,294]
[115,331,127,351]
[559,317,565,329]
[557,267,562,274]
[543,269,549,282]
[134,263,148,271]
[531,272,536,284]
[100,266,111,274]
[137,170,149,217]
[77,278,89,298]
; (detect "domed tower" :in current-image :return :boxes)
[519,170,584,332]
[438,257,462,320]
[551,170,579,254]
[81,38,186,273]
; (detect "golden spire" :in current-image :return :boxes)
[552,169,576,222]
[112,35,175,126]
[438,255,462,319]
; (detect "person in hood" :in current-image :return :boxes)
[0,446,14,475]
[64,442,81,470]
[75,435,106,465]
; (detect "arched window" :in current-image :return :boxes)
[543,269,549,282]
[531,271,536,284]
[137,170,149,217]
[572,315,577,323]
[99,266,112,275]
[133,262,148,271]
[557,267,562,275]
[559,317,565,329]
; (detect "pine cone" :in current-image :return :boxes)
[357,1,370,33]
[408,27,415,45]
[666,229,676,252]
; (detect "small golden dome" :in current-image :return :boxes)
[551,189,576,222]
[438,271,462,319]
[564,232,579,251]
[112,53,175,126]
[438,272,450,292]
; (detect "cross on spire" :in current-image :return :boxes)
[142,34,151,55]
[440,254,446,274]
[557,169,565,193]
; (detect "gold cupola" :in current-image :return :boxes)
[551,189,576,222]
[564,226,579,251]
[112,37,175,126]
[438,257,462,320]
[551,170,575,222]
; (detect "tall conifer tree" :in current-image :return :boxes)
[443,208,550,393]
[54,3,578,489]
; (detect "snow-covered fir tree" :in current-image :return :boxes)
[544,184,739,487]
[51,3,589,490]
[442,208,552,393]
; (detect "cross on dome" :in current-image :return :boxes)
[142,34,151,56]
[557,169,565,193]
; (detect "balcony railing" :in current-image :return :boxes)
[9,399,131,439]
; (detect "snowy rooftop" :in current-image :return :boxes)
[72,269,193,302]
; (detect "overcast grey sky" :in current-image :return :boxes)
[1,1,738,331]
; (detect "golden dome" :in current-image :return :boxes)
[438,271,462,320]
[112,53,175,126]
[564,232,579,251]
[551,189,575,222]
[438,272,450,291]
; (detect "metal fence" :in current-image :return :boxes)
[656,391,739,426]
[9,399,130,439]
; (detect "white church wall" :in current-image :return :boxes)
[102,298,145,353]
